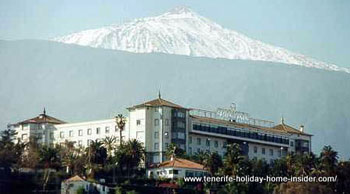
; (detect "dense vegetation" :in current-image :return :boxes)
[0,128,349,194]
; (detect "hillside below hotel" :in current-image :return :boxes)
[10,94,312,165]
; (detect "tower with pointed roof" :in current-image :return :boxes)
[10,110,65,146]
[128,95,188,165]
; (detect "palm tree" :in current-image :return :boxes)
[60,140,77,174]
[86,140,107,178]
[223,143,245,176]
[295,153,316,176]
[320,145,338,176]
[192,150,209,165]
[124,139,145,177]
[165,143,185,159]
[39,146,60,191]
[203,152,223,175]
[102,136,117,182]
[116,114,126,146]
[102,136,117,158]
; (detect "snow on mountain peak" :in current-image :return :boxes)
[53,7,349,73]
[167,6,194,15]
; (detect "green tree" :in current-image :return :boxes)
[86,140,107,178]
[335,161,350,194]
[165,143,185,159]
[223,143,245,176]
[203,152,223,176]
[0,128,25,172]
[102,136,117,159]
[274,182,334,194]
[294,153,316,176]
[319,145,338,176]
[124,139,145,176]
[39,145,61,191]
[20,137,41,169]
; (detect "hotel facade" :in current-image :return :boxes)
[11,96,312,165]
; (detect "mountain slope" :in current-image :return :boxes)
[53,7,349,73]
[1,40,350,158]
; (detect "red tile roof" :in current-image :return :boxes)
[64,175,85,183]
[17,113,65,125]
[128,97,185,109]
[155,158,205,170]
[272,123,312,136]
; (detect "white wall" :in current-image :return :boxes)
[54,119,129,147]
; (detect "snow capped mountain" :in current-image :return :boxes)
[53,6,349,73]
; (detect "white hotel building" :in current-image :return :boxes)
[11,96,312,165]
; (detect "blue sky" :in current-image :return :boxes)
[1,0,349,67]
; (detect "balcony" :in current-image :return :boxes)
[192,124,289,145]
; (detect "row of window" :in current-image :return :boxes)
[189,136,222,148]
[173,111,186,118]
[193,124,289,145]
[59,126,113,138]
[136,119,185,128]
[153,142,170,151]
[136,119,171,126]
[187,147,224,156]
[253,146,284,157]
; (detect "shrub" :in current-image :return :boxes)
[76,186,86,194]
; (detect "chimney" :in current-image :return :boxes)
[299,125,304,132]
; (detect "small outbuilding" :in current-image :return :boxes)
[61,175,110,194]
[146,157,209,179]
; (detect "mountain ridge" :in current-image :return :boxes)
[53,7,350,73]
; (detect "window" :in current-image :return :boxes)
[78,140,82,146]
[169,170,179,175]
[278,150,282,157]
[87,128,92,135]
[154,143,159,150]
[223,142,227,148]
[290,141,294,147]
[21,134,28,140]
[189,136,192,144]
[303,141,309,147]
[189,147,192,154]
[37,133,42,140]
[69,130,73,137]
[50,132,54,139]
[154,119,159,126]
[87,139,91,146]
[197,148,201,153]
[105,126,110,133]
[177,121,185,128]
[136,120,141,125]
[96,127,100,134]
[270,149,274,156]
[78,129,83,136]
[177,112,185,118]
[164,132,169,139]
[165,119,169,126]
[177,132,185,139]
[60,132,64,138]
[197,138,201,145]
[154,132,159,139]
[165,143,169,148]
[262,148,266,155]
[206,139,210,147]
[214,140,218,148]
[254,146,257,153]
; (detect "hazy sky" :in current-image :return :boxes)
[1,0,349,67]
